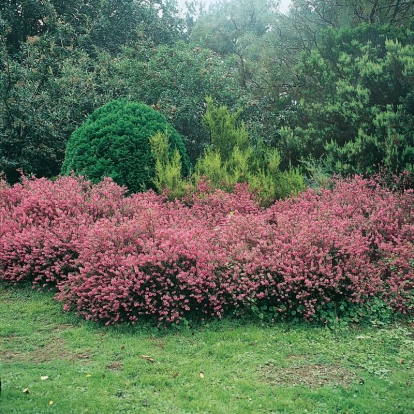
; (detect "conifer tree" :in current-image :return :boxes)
[61,99,191,193]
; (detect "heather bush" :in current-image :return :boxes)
[261,177,414,319]
[56,175,413,324]
[1,174,413,325]
[0,175,130,287]
[55,182,264,324]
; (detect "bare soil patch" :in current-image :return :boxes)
[259,355,359,388]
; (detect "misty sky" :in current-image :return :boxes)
[176,0,292,14]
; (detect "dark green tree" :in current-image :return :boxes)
[0,36,126,183]
[190,0,279,88]
[111,40,244,163]
[279,22,414,174]
[0,0,187,183]
[1,0,185,56]
[258,0,414,135]
[61,99,191,193]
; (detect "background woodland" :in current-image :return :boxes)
[1,0,414,185]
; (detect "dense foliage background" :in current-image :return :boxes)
[2,0,414,185]
[1,0,414,325]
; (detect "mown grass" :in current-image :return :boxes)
[0,284,413,414]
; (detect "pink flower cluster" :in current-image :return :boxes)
[0,175,130,287]
[1,175,413,324]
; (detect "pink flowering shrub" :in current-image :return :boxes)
[55,187,262,324]
[0,175,130,287]
[1,174,413,324]
[262,177,414,317]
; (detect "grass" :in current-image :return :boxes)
[0,284,413,414]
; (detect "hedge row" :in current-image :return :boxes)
[1,175,413,324]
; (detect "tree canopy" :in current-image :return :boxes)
[1,0,414,185]
[278,22,414,174]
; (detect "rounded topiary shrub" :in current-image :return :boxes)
[61,99,191,193]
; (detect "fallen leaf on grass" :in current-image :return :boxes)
[40,376,49,381]
[141,355,155,363]
[86,374,91,378]
[23,388,30,394]
[49,401,54,406]
[199,372,205,379]
[173,372,179,378]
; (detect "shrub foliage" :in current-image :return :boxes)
[282,23,414,175]
[61,99,191,193]
[151,98,305,205]
[1,175,413,325]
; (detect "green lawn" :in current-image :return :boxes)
[0,284,413,414]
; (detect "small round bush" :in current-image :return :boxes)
[61,99,191,193]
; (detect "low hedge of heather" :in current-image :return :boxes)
[1,175,413,325]
[0,175,138,288]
